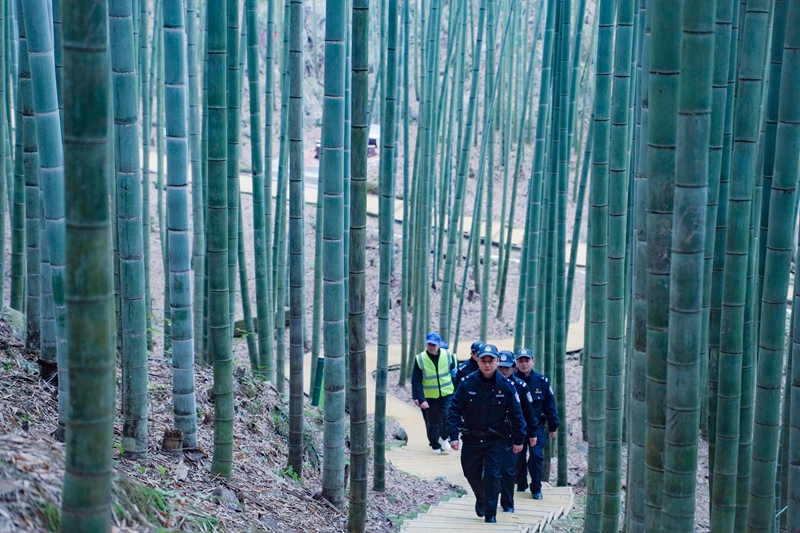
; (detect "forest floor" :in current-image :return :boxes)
[0,327,463,533]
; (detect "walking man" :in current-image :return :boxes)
[411,332,457,453]
[454,340,485,390]
[513,348,559,499]
[447,344,526,523]
[496,350,538,513]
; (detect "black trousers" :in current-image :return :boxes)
[500,443,518,511]
[421,395,451,449]
[461,437,507,518]
[515,429,546,493]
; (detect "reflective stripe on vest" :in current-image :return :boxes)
[416,349,455,398]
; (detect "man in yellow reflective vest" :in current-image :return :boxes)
[411,331,457,453]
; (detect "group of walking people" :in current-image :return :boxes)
[410,332,559,524]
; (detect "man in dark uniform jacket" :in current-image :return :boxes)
[513,347,559,500]
[453,340,485,390]
[447,344,526,524]
[496,350,538,513]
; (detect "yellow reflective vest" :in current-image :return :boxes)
[415,348,456,399]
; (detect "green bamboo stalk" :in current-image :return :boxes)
[349,0,370,519]
[642,0,682,529]
[207,0,233,478]
[583,0,615,526]
[746,1,797,529]
[310,170,323,391]
[479,0,496,341]
[25,0,66,426]
[372,0,398,497]
[565,0,588,170]
[706,0,739,498]
[163,0,197,449]
[321,0,347,507]
[25,0,59,369]
[140,0,153,351]
[789,59,800,523]
[187,0,204,365]
[108,0,149,457]
[201,14,210,362]
[232,213,255,369]
[342,0,352,411]
[704,0,739,528]
[273,2,290,392]
[156,19,170,356]
[398,0,410,385]
[226,0,240,343]
[626,1,649,529]
[263,0,276,380]
[755,0,788,325]
[0,3,5,312]
[554,0,573,489]
[287,0,306,476]
[779,314,793,530]
[659,0,715,528]
[245,0,267,374]
[564,119,593,340]
[58,0,114,527]
[10,33,23,315]
[602,0,634,522]
[513,179,534,351]
[18,0,40,349]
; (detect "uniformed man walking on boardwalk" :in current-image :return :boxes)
[496,350,538,513]
[447,344,526,523]
[513,348,559,499]
[453,340,485,390]
[411,332,457,453]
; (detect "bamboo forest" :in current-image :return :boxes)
[2,0,800,531]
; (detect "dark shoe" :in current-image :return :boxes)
[502,507,514,513]
[516,485,528,493]
[533,492,543,500]
[485,516,497,523]
[474,501,484,517]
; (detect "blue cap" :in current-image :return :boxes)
[479,344,500,358]
[515,347,533,360]
[498,350,515,367]
[440,341,449,350]
[425,332,442,346]
[470,341,486,354]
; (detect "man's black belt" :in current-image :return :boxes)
[462,427,506,439]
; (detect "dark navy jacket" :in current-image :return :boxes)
[447,370,527,446]
[513,369,559,433]
[509,374,539,439]
[453,358,479,390]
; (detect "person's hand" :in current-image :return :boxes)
[512,444,523,454]
[549,431,556,439]
[413,399,419,406]
[420,401,430,409]
[529,437,537,446]
[450,440,460,451]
